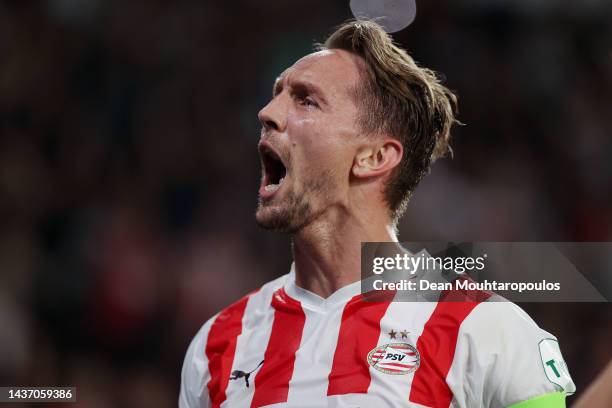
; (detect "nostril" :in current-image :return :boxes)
[264,119,278,131]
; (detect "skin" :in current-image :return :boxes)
[572,359,612,408]
[256,49,403,298]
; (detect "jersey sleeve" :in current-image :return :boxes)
[446,301,576,408]
[179,317,216,408]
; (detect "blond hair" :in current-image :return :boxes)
[319,20,458,219]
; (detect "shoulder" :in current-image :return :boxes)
[188,272,290,352]
[196,272,290,345]
[461,298,547,340]
[449,299,575,406]
[215,272,288,322]
[457,299,558,374]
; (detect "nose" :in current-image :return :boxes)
[258,95,287,133]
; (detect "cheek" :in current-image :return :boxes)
[287,113,358,176]
[297,143,355,191]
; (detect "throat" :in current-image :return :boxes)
[290,214,399,298]
[292,236,362,299]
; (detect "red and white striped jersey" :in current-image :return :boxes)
[180,269,575,407]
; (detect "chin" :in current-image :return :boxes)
[255,205,294,233]
[255,199,311,234]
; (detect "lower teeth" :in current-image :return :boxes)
[264,177,285,192]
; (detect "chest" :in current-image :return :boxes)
[221,307,446,407]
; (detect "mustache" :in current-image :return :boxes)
[259,128,278,143]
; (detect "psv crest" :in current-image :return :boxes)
[367,343,420,375]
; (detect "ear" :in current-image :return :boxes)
[352,138,403,179]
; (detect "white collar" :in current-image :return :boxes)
[283,263,362,313]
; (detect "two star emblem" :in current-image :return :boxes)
[387,329,409,339]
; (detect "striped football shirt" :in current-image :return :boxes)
[180,267,575,407]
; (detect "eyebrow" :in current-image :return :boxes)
[272,76,283,96]
[272,75,329,106]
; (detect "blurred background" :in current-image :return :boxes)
[0,0,610,406]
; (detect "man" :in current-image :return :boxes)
[180,20,575,407]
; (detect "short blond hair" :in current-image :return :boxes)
[319,20,458,219]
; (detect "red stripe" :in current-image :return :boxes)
[379,362,415,369]
[409,291,490,407]
[251,288,306,407]
[378,367,408,373]
[205,294,251,408]
[327,291,395,396]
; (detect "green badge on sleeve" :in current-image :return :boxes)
[538,338,575,395]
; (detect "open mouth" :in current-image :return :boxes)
[259,143,287,197]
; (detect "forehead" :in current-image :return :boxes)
[275,49,363,97]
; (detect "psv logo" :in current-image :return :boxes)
[367,343,420,375]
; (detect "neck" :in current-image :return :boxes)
[291,207,397,298]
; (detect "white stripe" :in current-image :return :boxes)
[286,305,345,406]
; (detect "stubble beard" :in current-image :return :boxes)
[255,172,332,234]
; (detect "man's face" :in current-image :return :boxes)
[255,49,364,233]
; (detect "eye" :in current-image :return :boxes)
[297,95,318,108]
